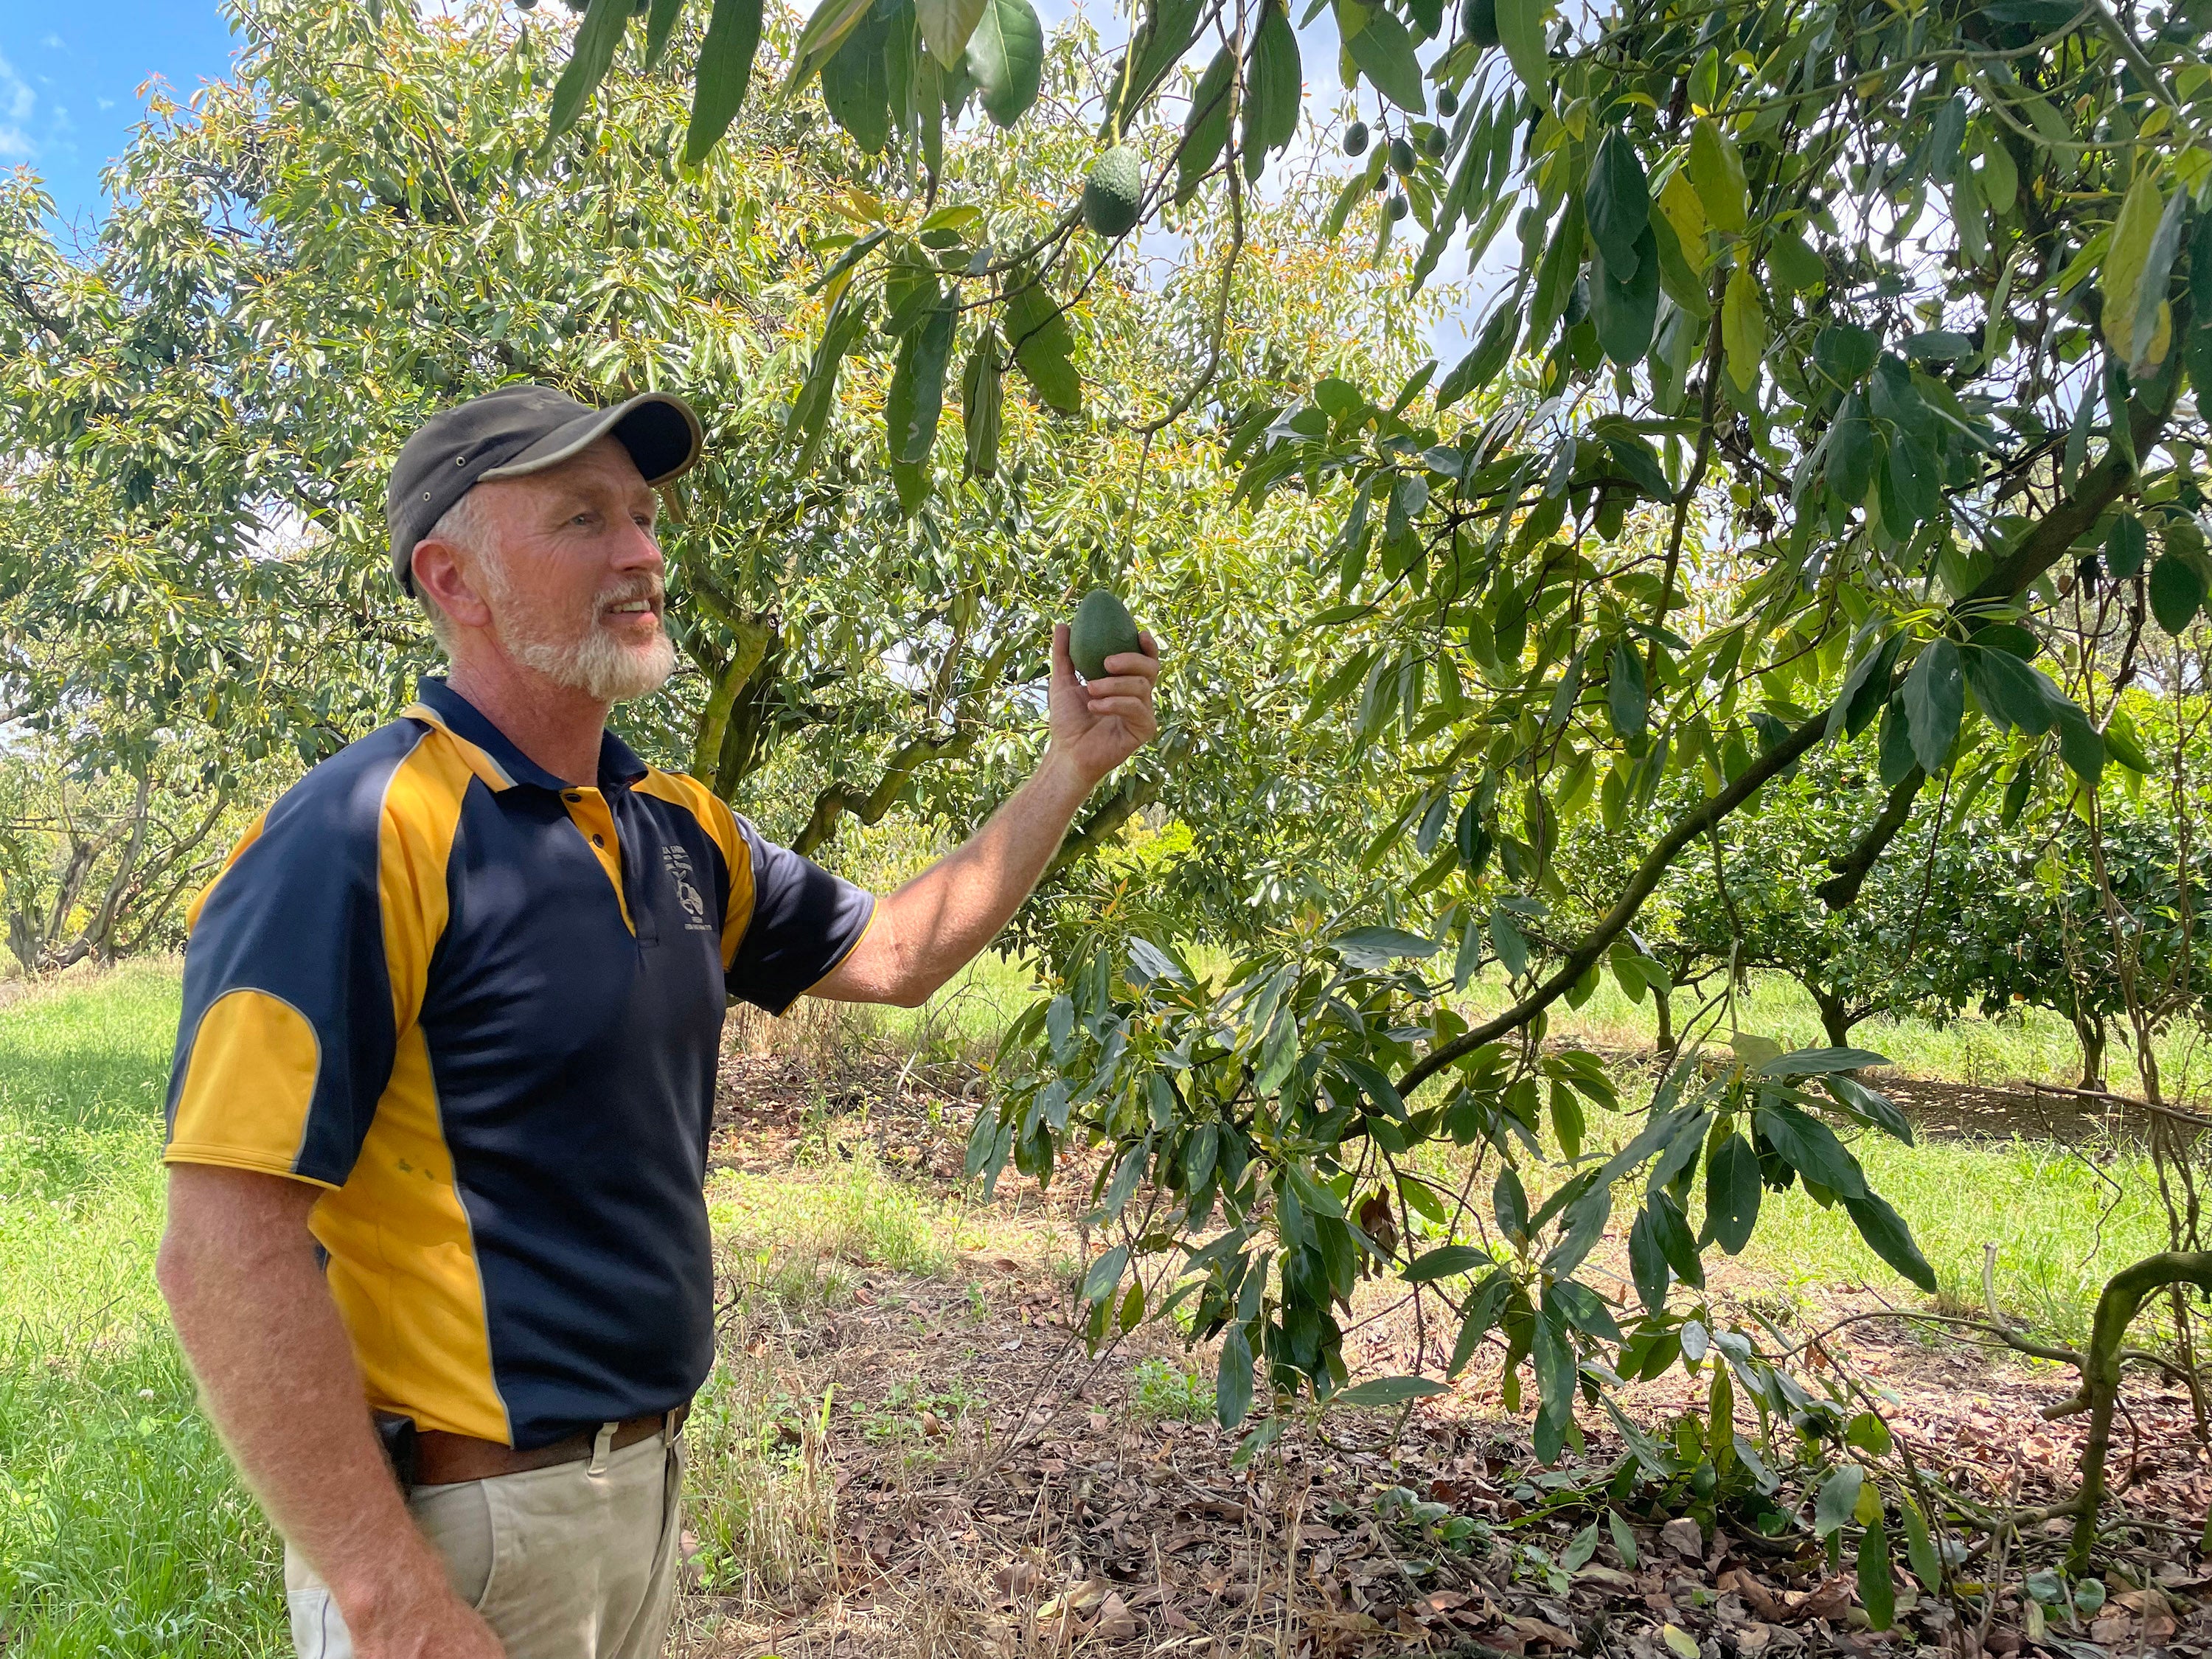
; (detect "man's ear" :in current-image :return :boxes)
[412,537,493,630]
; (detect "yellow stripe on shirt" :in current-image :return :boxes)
[164,987,332,1184]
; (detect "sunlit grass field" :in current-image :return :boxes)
[0,956,2190,1648]
[0,961,287,1655]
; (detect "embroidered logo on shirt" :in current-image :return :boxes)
[661,844,713,933]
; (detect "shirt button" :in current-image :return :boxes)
[592,834,605,847]
[565,792,582,802]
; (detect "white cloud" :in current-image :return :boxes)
[0,51,35,161]
[41,32,62,49]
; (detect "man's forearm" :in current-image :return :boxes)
[836,746,1093,1006]
[158,1166,472,1639]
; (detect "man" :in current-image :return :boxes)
[155,383,1161,1658]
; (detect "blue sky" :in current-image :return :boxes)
[0,0,1494,348]
[0,0,241,229]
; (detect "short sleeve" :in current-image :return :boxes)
[164,727,448,1189]
[725,818,876,1015]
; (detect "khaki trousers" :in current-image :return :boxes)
[286,1435,684,1659]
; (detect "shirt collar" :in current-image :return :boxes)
[406,677,651,793]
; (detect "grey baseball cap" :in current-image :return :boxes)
[386,383,704,593]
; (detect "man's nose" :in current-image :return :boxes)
[611,516,664,577]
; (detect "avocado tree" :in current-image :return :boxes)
[0,0,1436,947]
[760,0,2212,1578]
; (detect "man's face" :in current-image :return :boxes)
[469,436,675,703]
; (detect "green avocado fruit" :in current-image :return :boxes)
[1343,120,1370,156]
[1437,86,1459,118]
[1070,588,1141,680]
[1082,146,1146,239]
[1389,136,1418,175]
[1463,0,1501,46]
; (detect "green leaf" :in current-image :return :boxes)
[1704,1131,1761,1254]
[2054,701,2107,785]
[1217,1321,1255,1426]
[643,0,686,70]
[1687,116,1747,234]
[1767,227,1824,293]
[1859,1519,1896,1631]
[1494,0,1549,105]
[1842,1192,1938,1292]
[1346,3,1425,114]
[2103,710,2152,773]
[2150,552,2206,635]
[1646,1189,1702,1285]
[1082,1243,1129,1304]
[1759,1046,1891,1078]
[1175,46,1235,205]
[1753,1100,1866,1198]
[1489,907,1529,978]
[2107,513,2149,579]
[1585,128,1650,279]
[546,0,634,145]
[1610,1509,1640,1568]
[1406,1244,1491,1282]
[1105,0,1205,133]
[1335,925,1442,965]
[961,330,1003,480]
[965,0,1043,126]
[1335,1374,1450,1408]
[684,0,768,160]
[821,9,894,153]
[1902,1500,1941,1587]
[1448,1270,1514,1375]
[2102,166,2165,371]
[1437,303,1517,409]
[1242,0,1303,176]
[917,0,987,72]
[1962,641,2057,736]
[1607,637,1647,742]
[1627,1204,1669,1312]
[1722,262,1764,391]
[784,292,873,473]
[1901,639,1964,773]
[1590,226,1660,367]
[1814,1463,1864,1535]
[885,298,955,466]
[1561,1523,1599,1571]
[1826,396,1876,505]
[1530,1307,1576,1425]
[1001,276,1081,413]
[1494,1165,1529,1239]
[786,0,877,91]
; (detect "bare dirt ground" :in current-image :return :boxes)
[671,1037,2212,1659]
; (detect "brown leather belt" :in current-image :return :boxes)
[414,1404,689,1488]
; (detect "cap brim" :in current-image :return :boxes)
[476,392,703,488]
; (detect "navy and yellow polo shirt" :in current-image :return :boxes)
[162,677,873,1449]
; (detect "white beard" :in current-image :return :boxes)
[481,563,675,703]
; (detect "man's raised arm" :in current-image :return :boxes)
[810,623,1161,1009]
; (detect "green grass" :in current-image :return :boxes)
[1738,1133,2174,1353]
[0,956,2194,1650]
[1475,962,2212,1096]
[0,962,287,1655]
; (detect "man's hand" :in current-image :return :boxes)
[809,623,1163,1009]
[344,1582,504,1659]
[1048,622,1161,787]
[158,1165,505,1658]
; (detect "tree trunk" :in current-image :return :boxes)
[2072,1012,2107,1092]
[2067,1251,2212,1572]
[1803,978,1856,1049]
